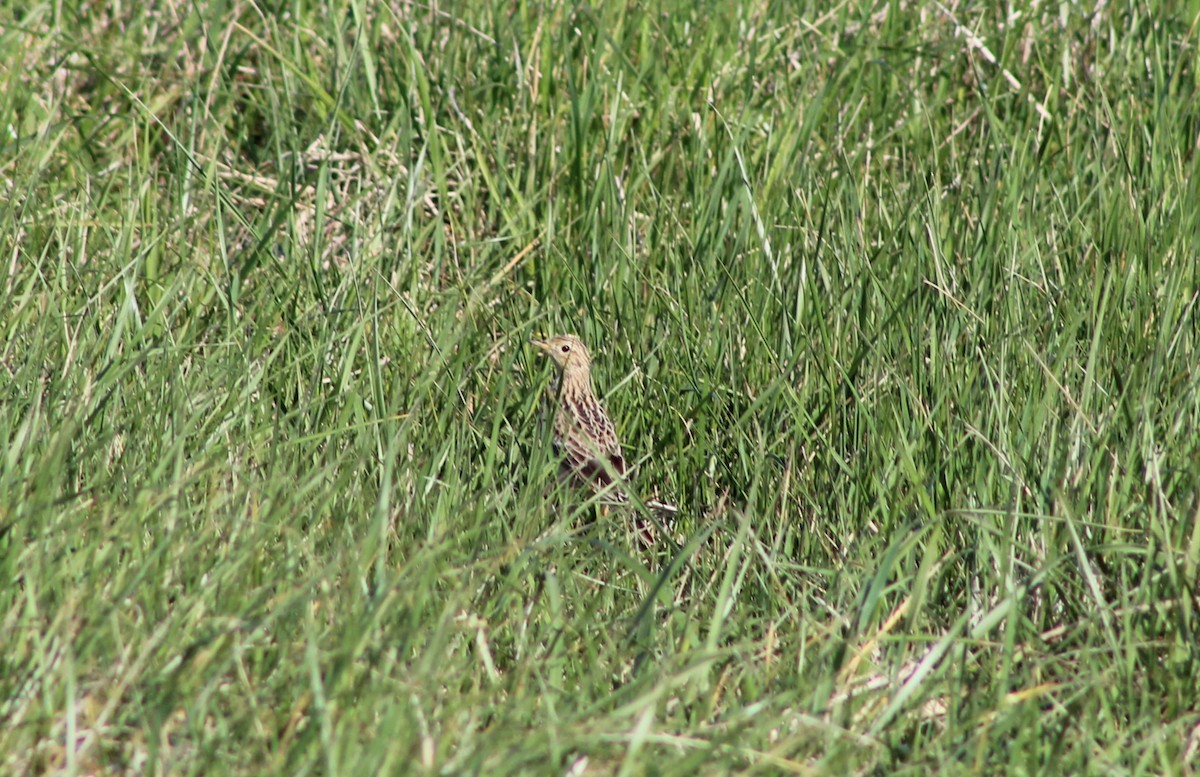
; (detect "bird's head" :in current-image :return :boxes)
[531,334,593,373]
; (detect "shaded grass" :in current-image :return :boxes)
[3,0,1199,774]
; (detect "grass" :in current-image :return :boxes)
[3,0,1199,773]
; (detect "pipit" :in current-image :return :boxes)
[531,334,677,535]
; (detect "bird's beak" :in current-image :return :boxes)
[530,337,551,353]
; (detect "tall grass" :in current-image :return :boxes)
[2,0,1198,773]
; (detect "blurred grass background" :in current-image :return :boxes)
[3,0,1199,773]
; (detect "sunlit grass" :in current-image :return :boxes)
[2,1,1198,773]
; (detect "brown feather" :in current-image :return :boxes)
[531,334,678,542]
[532,335,628,500]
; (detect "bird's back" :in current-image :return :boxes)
[554,374,626,495]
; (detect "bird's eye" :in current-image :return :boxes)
[561,345,570,353]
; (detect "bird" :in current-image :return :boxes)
[530,334,677,537]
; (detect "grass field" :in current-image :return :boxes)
[3,0,1200,773]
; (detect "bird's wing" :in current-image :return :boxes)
[579,400,622,461]
[557,396,625,487]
